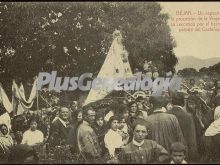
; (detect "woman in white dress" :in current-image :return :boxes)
[104,116,124,159]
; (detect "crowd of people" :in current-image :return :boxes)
[0,76,219,164]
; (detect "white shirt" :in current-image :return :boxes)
[132,139,145,147]
[52,117,69,128]
[141,110,148,118]
[120,124,130,145]
[104,129,124,157]
[121,124,128,134]
[170,160,187,164]
[58,117,68,128]
[154,107,167,113]
[21,129,44,146]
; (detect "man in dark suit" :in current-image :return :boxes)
[119,120,169,164]
[167,92,198,163]
[48,107,72,147]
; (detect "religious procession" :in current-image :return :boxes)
[0,2,220,164]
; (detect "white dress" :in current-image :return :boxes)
[104,129,124,157]
[21,129,44,146]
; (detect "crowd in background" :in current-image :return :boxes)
[0,60,220,164]
[0,75,219,164]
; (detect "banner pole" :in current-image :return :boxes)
[37,90,39,110]
[36,77,41,118]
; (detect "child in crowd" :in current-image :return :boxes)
[170,142,187,164]
[118,117,130,145]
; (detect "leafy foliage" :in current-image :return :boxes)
[178,62,220,79]
[177,68,198,77]
[199,62,220,77]
[0,2,177,92]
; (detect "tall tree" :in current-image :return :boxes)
[177,68,198,77]
[0,2,178,93]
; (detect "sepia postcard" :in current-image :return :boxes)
[0,2,220,164]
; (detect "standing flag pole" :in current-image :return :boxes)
[37,87,39,110]
[36,76,40,117]
[12,83,16,117]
